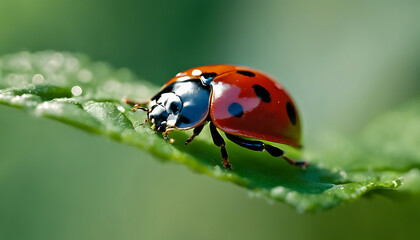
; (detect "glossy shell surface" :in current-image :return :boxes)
[161,65,302,147]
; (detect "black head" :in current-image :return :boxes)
[148,79,211,131]
[148,93,182,131]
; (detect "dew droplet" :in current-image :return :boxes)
[339,170,347,179]
[32,73,45,84]
[71,86,83,96]
[213,165,223,177]
[270,186,286,196]
[285,192,296,203]
[117,105,125,113]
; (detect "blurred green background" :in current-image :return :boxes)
[1,1,420,239]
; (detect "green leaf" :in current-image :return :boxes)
[0,51,418,213]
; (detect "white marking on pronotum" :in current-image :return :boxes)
[191,69,202,76]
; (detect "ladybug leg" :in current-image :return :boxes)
[164,128,175,144]
[264,145,309,169]
[225,133,309,169]
[209,122,232,170]
[185,124,205,145]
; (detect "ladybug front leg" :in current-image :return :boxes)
[225,133,309,169]
[209,122,232,170]
[185,124,205,145]
[162,128,176,144]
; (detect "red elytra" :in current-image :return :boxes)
[170,64,301,148]
[130,64,306,170]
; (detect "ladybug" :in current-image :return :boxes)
[126,65,308,170]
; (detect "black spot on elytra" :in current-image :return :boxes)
[228,103,244,118]
[201,72,217,80]
[286,102,297,125]
[236,70,255,77]
[252,84,271,103]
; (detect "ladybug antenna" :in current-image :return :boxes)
[123,98,150,112]
[131,104,149,113]
[138,106,149,112]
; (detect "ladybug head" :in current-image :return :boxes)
[147,93,183,131]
